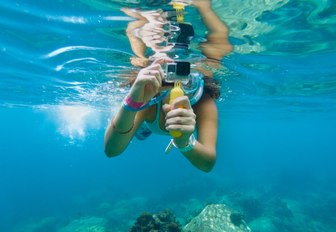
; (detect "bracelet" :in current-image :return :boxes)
[173,134,196,152]
[123,95,146,111]
[112,119,134,134]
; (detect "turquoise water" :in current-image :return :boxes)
[1,0,336,231]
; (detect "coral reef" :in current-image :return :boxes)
[129,210,182,232]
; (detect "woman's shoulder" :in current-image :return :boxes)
[193,94,217,113]
[197,93,215,104]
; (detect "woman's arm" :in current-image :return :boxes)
[193,0,233,60]
[189,94,218,172]
[163,94,218,172]
[104,62,165,156]
[193,0,228,36]
[104,106,146,156]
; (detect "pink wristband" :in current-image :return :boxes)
[124,95,145,109]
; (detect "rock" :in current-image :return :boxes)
[183,204,251,232]
[129,210,182,232]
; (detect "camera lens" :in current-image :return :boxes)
[167,64,176,73]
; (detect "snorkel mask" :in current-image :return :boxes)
[163,61,204,104]
[123,62,203,112]
[158,20,194,49]
[164,61,190,83]
[161,22,194,49]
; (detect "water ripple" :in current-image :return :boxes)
[0,0,335,116]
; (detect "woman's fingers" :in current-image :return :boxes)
[165,109,196,124]
[164,95,195,134]
[170,96,191,110]
[135,64,164,96]
[146,64,164,83]
[165,116,195,127]
[131,64,164,101]
[165,108,196,132]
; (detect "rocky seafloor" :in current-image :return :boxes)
[10,179,336,232]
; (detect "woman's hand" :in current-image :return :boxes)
[129,58,173,103]
[163,96,196,147]
[129,63,164,103]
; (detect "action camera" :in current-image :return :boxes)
[164,61,191,83]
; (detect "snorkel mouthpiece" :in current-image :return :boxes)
[169,81,184,138]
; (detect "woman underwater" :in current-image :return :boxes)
[104,0,232,172]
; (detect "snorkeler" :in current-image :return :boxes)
[104,57,219,172]
[105,0,232,172]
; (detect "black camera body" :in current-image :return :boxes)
[165,61,191,83]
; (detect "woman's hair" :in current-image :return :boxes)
[203,76,221,100]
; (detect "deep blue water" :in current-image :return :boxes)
[1,0,336,231]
